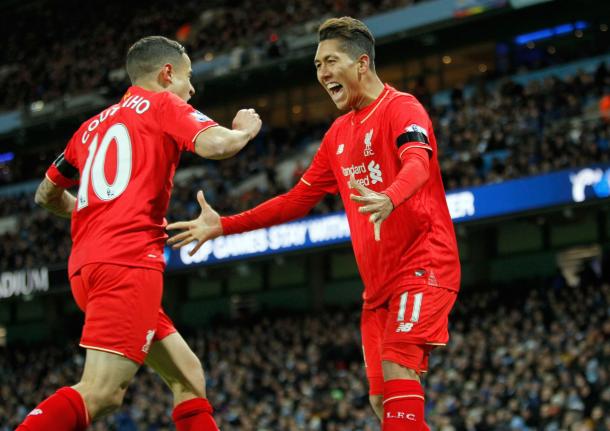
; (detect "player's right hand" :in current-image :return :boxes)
[232,108,262,140]
[349,174,390,241]
[166,190,223,256]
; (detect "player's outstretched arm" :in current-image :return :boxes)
[194,108,262,160]
[167,190,222,255]
[168,180,327,256]
[34,177,76,219]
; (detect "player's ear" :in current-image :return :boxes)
[357,54,370,74]
[158,63,174,87]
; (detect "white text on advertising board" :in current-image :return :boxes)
[179,215,351,265]
[0,268,49,299]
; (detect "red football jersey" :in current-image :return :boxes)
[46,86,217,277]
[301,84,460,308]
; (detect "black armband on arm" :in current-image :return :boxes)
[53,152,78,179]
[396,131,429,148]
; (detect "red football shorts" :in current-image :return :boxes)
[361,284,457,395]
[70,263,177,365]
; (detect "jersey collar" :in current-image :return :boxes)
[350,84,392,125]
[122,85,154,103]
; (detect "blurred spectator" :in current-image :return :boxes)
[434,67,610,189]
[600,87,610,123]
[3,65,610,271]
[0,0,423,111]
[1,280,609,430]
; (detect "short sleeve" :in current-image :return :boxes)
[300,134,339,194]
[387,96,433,160]
[45,134,79,189]
[158,92,218,152]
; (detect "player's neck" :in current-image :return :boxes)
[352,75,385,111]
[132,79,164,93]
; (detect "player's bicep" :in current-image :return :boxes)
[300,166,338,194]
[193,125,238,160]
[300,139,339,194]
[389,97,434,160]
[286,180,328,210]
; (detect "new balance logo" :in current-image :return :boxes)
[368,160,383,184]
[28,409,43,416]
[396,322,414,333]
[336,144,344,155]
[364,129,374,156]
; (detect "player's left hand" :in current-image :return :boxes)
[349,174,393,241]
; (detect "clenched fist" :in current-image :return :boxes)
[232,108,262,140]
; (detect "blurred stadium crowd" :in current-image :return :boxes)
[434,65,610,189]
[2,275,609,430]
[2,1,610,429]
[0,0,421,111]
[1,62,609,271]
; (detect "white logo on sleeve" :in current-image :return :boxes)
[190,110,211,122]
[368,160,383,184]
[336,144,344,155]
[406,124,428,137]
[364,129,375,156]
[28,409,44,416]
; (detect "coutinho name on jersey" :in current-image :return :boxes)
[81,95,151,144]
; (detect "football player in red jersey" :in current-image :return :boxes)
[168,17,461,430]
[17,36,261,431]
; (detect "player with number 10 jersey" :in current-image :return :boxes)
[17,36,261,431]
[47,86,217,278]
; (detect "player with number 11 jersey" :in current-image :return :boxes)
[165,18,461,431]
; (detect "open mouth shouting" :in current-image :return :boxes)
[327,82,344,101]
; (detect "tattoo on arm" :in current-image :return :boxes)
[35,178,76,219]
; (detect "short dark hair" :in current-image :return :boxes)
[126,36,186,83]
[318,17,376,71]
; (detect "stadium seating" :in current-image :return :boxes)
[2,276,608,430]
[1,62,608,271]
[0,0,422,111]
[3,2,610,430]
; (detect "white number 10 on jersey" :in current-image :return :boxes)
[77,123,132,210]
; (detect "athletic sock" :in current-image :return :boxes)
[382,379,425,431]
[172,397,219,431]
[16,386,89,431]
